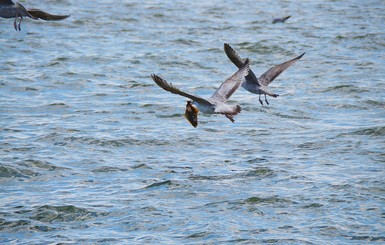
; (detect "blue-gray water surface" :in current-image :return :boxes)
[1,0,385,244]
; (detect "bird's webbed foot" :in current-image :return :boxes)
[14,17,18,31]
[14,16,22,31]
[17,16,22,31]
[264,94,269,105]
[258,94,264,105]
[225,115,235,123]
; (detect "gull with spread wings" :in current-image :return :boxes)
[151,59,249,127]
[224,43,304,105]
[0,0,70,31]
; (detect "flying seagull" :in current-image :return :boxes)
[224,43,305,105]
[272,15,291,24]
[0,0,70,31]
[151,60,249,127]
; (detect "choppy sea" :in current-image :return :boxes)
[1,0,384,243]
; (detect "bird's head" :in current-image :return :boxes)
[184,101,199,128]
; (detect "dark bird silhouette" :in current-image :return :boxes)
[0,0,70,31]
[272,15,291,24]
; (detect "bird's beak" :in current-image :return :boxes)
[184,102,199,128]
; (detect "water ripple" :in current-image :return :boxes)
[1,0,384,243]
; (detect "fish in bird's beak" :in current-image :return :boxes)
[184,101,199,128]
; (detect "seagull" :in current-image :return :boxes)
[224,43,305,105]
[0,0,70,31]
[151,60,250,127]
[272,15,291,24]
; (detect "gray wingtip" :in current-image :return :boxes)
[150,73,157,80]
[298,52,306,59]
[151,74,163,86]
[223,43,232,53]
[224,43,238,55]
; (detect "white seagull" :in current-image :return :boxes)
[224,43,305,105]
[151,59,250,127]
[0,0,70,31]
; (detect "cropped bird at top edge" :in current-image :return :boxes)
[224,43,305,105]
[151,59,250,128]
[272,15,291,24]
[0,0,70,31]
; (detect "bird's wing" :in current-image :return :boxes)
[214,103,241,116]
[210,58,249,103]
[258,52,305,86]
[27,8,70,21]
[223,43,246,68]
[283,15,291,21]
[151,74,213,107]
[0,0,15,6]
[224,43,261,86]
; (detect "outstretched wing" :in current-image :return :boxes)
[27,8,70,21]
[224,43,260,86]
[210,58,249,103]
[151,74,213,107]
[258,52,305,86]
[0,0,15,6]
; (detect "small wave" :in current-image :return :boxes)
[188,175,232,181]
[156,113,183,118]
[185,231,212,239]
[172,38,200,45]
[64,136,172,147]
[0,166,29,178]
[349,126,385,136]
[189,168,275,181]
[365,100,385,107]
[92,166,128,173]
[272,112,313,120]
[30,205,108,223]
[236,42,287,55]
[348,236,385,242]
[132,163,152,169]
[120,81,152,89]
[322,85,369,93]
[21,159,67,171]
[0,218,31,231]
[140,103,156,108]
[144,180,173,189]
[245,196,293,205]
[302,203,324,209]
[260,238,315,244]
[199,199,264,215]
[243,167,276,178]
[2,128,22,133]
[28,225,57,232]
[46,103,69,108]
[245,157,268,164]
[24,87,39,91]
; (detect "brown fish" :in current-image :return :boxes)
[184,101,199,128]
